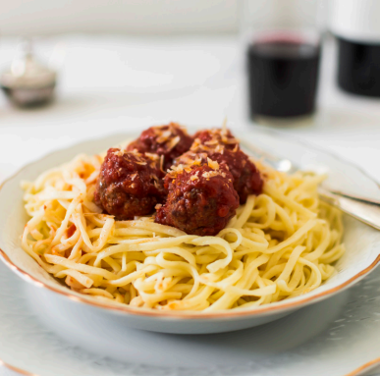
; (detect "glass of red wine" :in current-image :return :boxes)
[241,0,323,121]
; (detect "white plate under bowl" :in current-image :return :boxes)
[0,128,380,335]
[1,258,380,376]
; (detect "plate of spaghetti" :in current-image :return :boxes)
[0,123,380,334]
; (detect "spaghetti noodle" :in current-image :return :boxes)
[21,148,344,311]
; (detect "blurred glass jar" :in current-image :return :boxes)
[1,40,57,108]
[241,0,324,122]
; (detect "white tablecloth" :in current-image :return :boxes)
[0,34,379,376]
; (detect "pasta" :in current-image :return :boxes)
[21,152,345,311]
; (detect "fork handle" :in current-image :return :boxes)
[242,140,380,207]
[319,188,380,231]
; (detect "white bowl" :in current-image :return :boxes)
[1,127,380,335]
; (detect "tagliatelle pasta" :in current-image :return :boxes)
[21,152,344,311]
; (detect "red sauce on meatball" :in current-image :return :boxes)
[177,144,263,204]
[126,122,193,171]
[209,148,263,204]
[155,162,239,236]
[94,148,165,220]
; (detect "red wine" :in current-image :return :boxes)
[337,36,380,97]
[247,40,321,118]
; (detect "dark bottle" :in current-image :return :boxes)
[247,40,321,119]
[337,36,380,97]
[330,0,380,97]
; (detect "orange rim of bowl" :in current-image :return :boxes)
[0,359,40,376]
[344,357,380,376]
[0,132,380,320]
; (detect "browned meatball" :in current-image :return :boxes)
[94,148,165,220]
[193,127,239,151]
[126,122,193,171]
[177,146,263,205]
[155,162,239,236]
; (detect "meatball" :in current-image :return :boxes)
[155,162,239,236]
[94,148,165,220]
[177,147,263,205]
[193,127,239,151]
[126,122,193,171]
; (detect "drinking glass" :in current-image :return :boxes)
[241,0,324,121]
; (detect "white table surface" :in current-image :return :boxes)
[0,34,379,376]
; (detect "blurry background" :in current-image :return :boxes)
[0,0,330,36]
[0,0,241,35]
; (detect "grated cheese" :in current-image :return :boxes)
[167,135,180,150]
[207,158,219,170]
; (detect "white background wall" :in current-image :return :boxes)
[0,0,329,36]
[0,0,239,36]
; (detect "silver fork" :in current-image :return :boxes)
[241,140,380,231]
